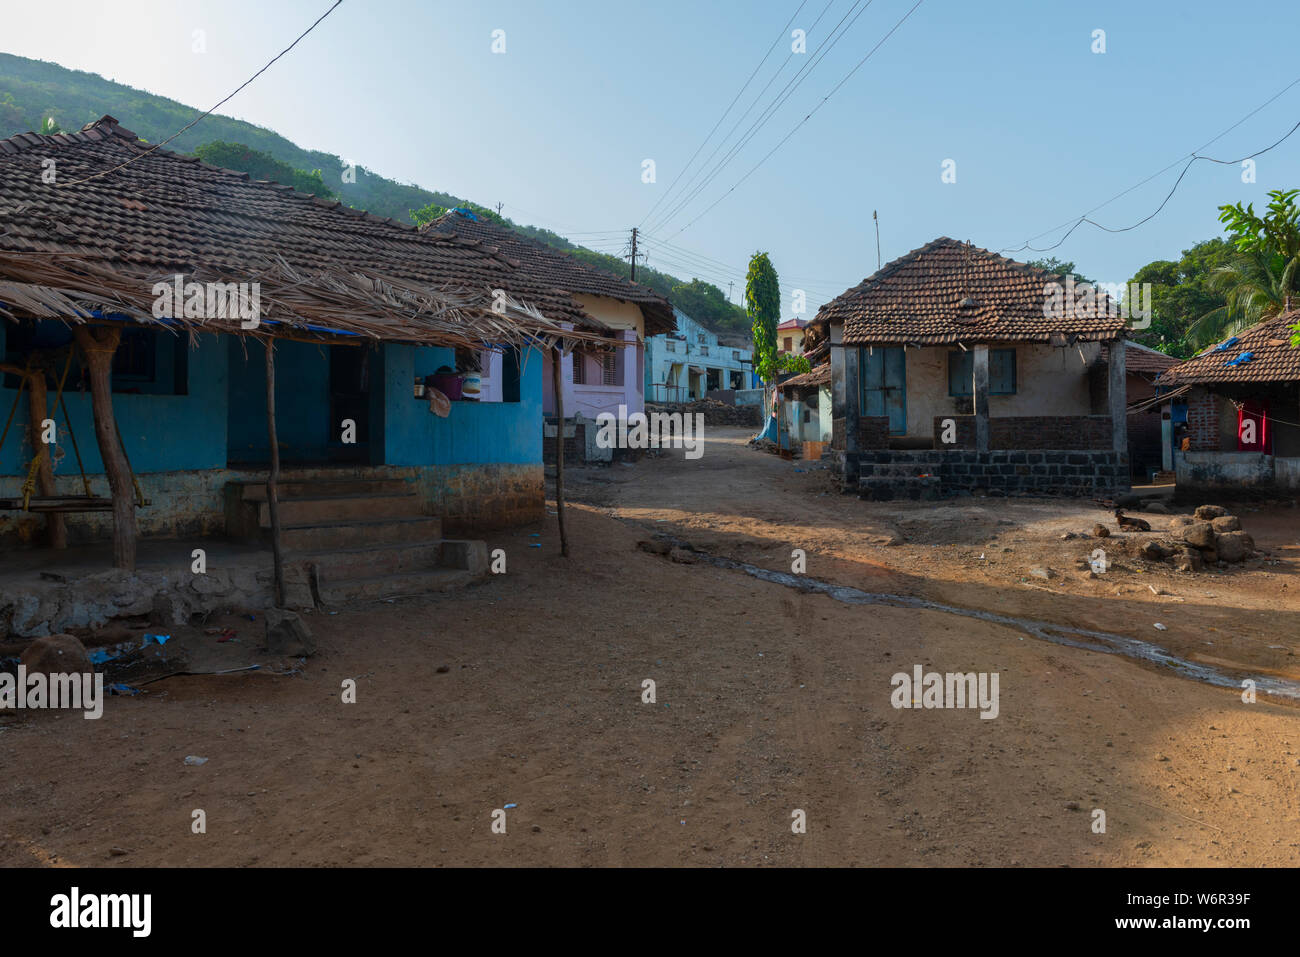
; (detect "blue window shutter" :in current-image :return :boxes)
[990,349,1017,394]
[948,351,973,396]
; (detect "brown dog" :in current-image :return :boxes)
[1114,509,1150,532]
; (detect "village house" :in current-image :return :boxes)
[423,210,675,463]
[816,238,1132,499]
[1108,339,1181,483]
[777,317,810,357]
[0,116,616,618]
[1153,311,1300,497]
[644,306,757,404]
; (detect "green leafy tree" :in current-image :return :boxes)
[1026,257,1095,286]
[1205,188,1300,346]
[746,252,781,383]
[778,353,811,374]
[1127,238,1233,356]
[411,200,507,228]
[192,141,336,200]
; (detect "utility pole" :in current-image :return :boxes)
[874,210,881,270]
[728,281,735,303]
[629,226,639,281]
[496,202,504,217]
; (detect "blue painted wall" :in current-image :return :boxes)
[1,322,541,477]
[0,321,227,476]
[385,343,542,466]
[226,337,335,464]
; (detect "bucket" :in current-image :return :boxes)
[460,372,483,401]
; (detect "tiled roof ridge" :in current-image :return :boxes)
[427,210,669,305]
[1157,311,1300,385]
[0,115,496,243]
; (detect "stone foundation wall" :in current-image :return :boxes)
[417,463,544,534]
[930,415,1112,450]
[857,416,892,449]
[845,449,1129,496]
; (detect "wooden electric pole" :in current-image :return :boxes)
[551,346,569,557]
[629,227,639,282]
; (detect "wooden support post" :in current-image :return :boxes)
[72,326,135,571]
[25,365,67,549]
[265,338,286,607]
[1109,338,1128,455]
[973,344,990,454]
[551,346,569,558]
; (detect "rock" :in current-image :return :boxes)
[1195,504,1227,520]
[1168,515,1194,529]
[1173,547,1204,573]
[636,540,671,556]
[1028,566,1056,580]
[109,846,129,856]
[1060,532,1077,541]
[264,608,316,656]
[870,531,904,546]
[1145,501,1170,514]
[1215,530,1254,563]
[668,548,699,565]
[1092,524,1110,538]
[1182,522,1216,550]
[1211,515,1242,533]
[1203,549,1218,564]
[184,755,208,766]
[19,633,92,676]
[1140,541,1165,560]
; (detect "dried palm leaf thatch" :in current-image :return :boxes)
[0,251,614,351]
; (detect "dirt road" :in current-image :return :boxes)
[2,428,1298,867]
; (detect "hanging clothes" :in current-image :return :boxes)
[1236,400,1269,453]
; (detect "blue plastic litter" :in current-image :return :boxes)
[142,633,171,647]
[1225,351,1255,366]
[504,802,517,809]
[88,648,117,665]
[109,683,141,696]
[1212,336,1239,353]
[528,543,542,548]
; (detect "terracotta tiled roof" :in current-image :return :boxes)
[817,237,1127,346]
[1156,312,1300,386]
[1104,340,1181,375]
[0,116,600,345]
[423,210,676,336]
[780,363,830,389]
[777,317,810,330]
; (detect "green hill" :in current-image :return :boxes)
[0,52,751,336]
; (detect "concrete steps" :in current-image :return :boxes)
[225,477,487,606]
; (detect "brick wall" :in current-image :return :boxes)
[857,416,891,449]
[1185,388,1221,451]
[845,449,1128,496]
[931,415,1111,450]
[542,421,587,466]
[991,415,1112,450]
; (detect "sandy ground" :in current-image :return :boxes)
[2,427,1298,867]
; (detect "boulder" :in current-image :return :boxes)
[636,540,671,556]
[1172,546,1204,573]
[1194,505,1227,520]
[668,548,699,565]
[264,609,316,656]
[1211,515,1242,533]
[1215,530,1254,563]
[1140,541,1166,561]
[1145,501,1170,514]
[1182,522,1216,550]
[1092,524,1110,538]
[19,633,92,675]
[1168,515,1194,529]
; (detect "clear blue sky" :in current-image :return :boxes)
[5,0,1299,315]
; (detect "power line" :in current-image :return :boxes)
[1001,74,1300,254]
[644,0,839,236]
[59,0,345,188]
[669,0,926,237]
[638,0,809,230]
[647,0,866,235]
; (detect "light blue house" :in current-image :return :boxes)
[644,307,756,403]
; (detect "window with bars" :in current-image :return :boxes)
[572,352,586,385]
[600,350,618,386]
[665,340,675,352]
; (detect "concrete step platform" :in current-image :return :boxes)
[318,568,477,605]
[271,516,444,552]
[236,478,414,501]
[257,492,421,528]
[297,541,444,584]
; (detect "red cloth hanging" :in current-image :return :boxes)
[1237,400,1269,452]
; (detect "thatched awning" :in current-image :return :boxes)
[0,116,616,352]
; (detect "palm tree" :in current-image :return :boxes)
[1187,189,1300,350]
[38,116,62,135]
